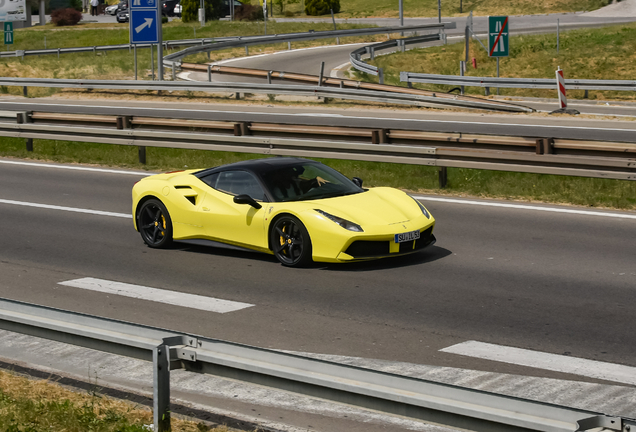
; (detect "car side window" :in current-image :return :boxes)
[199,172,219,188]
[214,170,266,201]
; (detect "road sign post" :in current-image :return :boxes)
[488,16,508,95]
[4,22,13,45]
[130,0,163,80]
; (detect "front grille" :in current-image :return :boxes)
[345,240,390,258]
[345,226,434,259]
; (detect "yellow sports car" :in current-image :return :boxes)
[132,158,436,267]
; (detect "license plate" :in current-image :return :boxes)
[394,230,420,243]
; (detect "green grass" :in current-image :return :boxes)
[272,0,609,18]
[360,22,636,101]
[2,137,635,210]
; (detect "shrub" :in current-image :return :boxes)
[304,0,339,15]
[50,7,82,25]
[234,3,263,20]
[181,0,223,22]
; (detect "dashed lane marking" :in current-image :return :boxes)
[58,277,254,314]
[0,199,131,218]
[441,341,636,386]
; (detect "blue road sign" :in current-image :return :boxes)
[130,9,159,44]
[129,0,157,9]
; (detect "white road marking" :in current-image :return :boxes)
[58,277,254,313]
[4,101,636,132]
[413,195,636,220]
[0,199,131,218]
[441,341,636,385]
[0,159,149,175]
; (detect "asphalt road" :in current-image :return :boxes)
[3,97,636,141]
[2,158,635,375]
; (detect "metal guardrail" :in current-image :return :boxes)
[6,110,636,182]
[161,23,455,69]
[0,23,453,60]
[0,297,634,432]
[401,72,636,91]
[350,34,442,76]
[177,62,532,112]
[0,77,532,112]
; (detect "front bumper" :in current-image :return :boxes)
[336,226,436,261]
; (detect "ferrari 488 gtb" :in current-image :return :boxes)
[132,158,436,267]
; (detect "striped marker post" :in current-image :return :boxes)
[556,66,567,108]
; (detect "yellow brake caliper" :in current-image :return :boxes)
[280,226,287,254]
[161,215,166,236]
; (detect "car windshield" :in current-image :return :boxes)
[261,163,363,202]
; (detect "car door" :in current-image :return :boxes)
[198,170,268,250]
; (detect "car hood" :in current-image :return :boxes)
[309,187,424,226]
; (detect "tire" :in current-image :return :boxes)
[137,199,173,248]
[270,215,312,267]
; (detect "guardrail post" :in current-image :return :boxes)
[371,129,388,144]
[237,122,250,136]
[544,138,554,154]
[584,89,589,99]
[17,112,33,151]
[401,40,405,53]
[535,138,554,155]
[288,42,291,50]
[139,146,147,165]
[318,61,325,87]
[438,167,448,188]
[207,64,212,82]
[407,82,413,88]
[245,46,249,56]
[22,86,28,97]
[485,87,490,96]
[370,47,374,60]
[378,68,384,85]
[267,70,272,85]
[153,344,171,432]
[172,66,176,81]
[459,61,465,95]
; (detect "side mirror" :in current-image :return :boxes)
[233,194,262,209]
[352,177,363,188]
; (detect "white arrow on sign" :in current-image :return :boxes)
[135,18,153,33]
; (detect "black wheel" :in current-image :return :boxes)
[270,215,312,267]
[137,199,173,248]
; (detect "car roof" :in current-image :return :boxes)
[195,157,318,177]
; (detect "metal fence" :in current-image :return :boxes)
[0,297,633,432]
[0,76,529,112]
[6,110,636,183]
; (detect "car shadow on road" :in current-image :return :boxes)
[314,245,453,272]
[170,242,452,271]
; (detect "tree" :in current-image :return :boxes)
[181,0,223,22]
[304,0,339,16]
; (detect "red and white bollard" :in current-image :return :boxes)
[550,66,579,115]
[556,66,567,109]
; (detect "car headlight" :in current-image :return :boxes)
[315,209,363,232]
[412,198,431,219]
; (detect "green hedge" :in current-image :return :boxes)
[304,0,339,15]
[181,0,223,22]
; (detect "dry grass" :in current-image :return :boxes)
[272,0,609,19]
[0,369,230,432]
